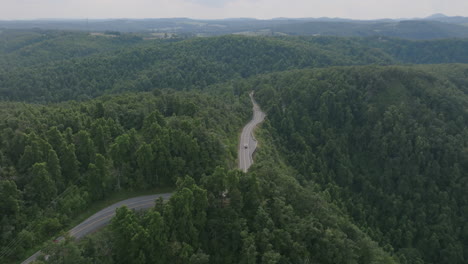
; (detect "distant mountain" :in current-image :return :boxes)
[272,17,355,22]
[423,13,468,25]
[426,13,449,19]
[2,15,468,39]
[221,18,258,21]
[273,20,468,39]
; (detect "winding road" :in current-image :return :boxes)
[239,92,266,172]
[21,194,172,264]
[21,92,264,264]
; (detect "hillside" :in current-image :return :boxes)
[0,33,467,264]
[2,34,468,103]
[274,20,468,39]
[253,65,468,264]
[0,29,151,69]
[0,35,393,102]
[0,90,250,263]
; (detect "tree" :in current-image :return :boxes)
[136,143,154,187]
[165,187,198,245]
[0,180,22,251]
[144,211,168,262]
[240,231,257,264]
[86,154,110,201]
[18,145,38,174]
[90,122,110,155]
[190,250,210,264]
[110,134,131,189]
[0,180,21,216]
[61,144,80,185]
[87,164,102,202]
[111,206,149,264]
[47,149,63,191]
[25,162,57,207]
[42,236,88,264]
[75,130,96,171]
[47,127,67,156]
[261,248,281,264]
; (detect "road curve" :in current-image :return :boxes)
[21,92,263,263]
[239,92,266,172]
[21,193,172,264]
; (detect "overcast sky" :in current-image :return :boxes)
[1,0,467,20]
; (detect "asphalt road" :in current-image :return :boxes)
[21,193,172,264]
[21,92,264,263]
[239,92,266,172]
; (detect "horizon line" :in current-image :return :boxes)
[0,14,456,22]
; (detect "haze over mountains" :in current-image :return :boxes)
[1,14,468,39]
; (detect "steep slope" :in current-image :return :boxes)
[3,35,468,103]
[0,90,249,263]
[358,37,468,64]
[0,35,395,102]
[0,29,148,69]
[24,99,398,264]
[253,65,468,264]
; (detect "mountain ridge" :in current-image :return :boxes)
[2,14,468,39]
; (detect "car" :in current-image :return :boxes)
[244,144,248,149]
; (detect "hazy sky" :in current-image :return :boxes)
[1,0,467,20]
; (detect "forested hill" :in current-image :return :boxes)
[253,65,468,264]
[0,35,392,102]
[2,34,468,102]
[2,17,468,40]
[1,31,468,264]
[0,90,250,263]
[0,30,148,69]
[274,20,468,40]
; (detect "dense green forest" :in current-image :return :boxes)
[273,20,468,40]
[253,65,468,263]
[2,33,468,102]
[30,129,398,264]
[0,30,467,264]
[0,90,249,263]
[0,30,156,69]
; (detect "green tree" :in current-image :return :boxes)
[90,122,110,155]
[111,206,149,264]
[25,162,57,207]
[47,149,63,191]
[75,130,96,171]
[61,144,80,185]
[240,231,257,264]
[144,210,168,262]
[136,143,154,187]
[86,153,110,201]
[47,127,67,156]
[0,180,21,216]
[41,236,88,264]
[110,134,131,189]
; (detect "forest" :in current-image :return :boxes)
[0,30,466,264]
[253,65,468,263]
[0,90,250,263]
[2,32,468,102]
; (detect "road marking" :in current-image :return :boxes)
[78,197,160,224]
[70,201,157,236]
[70,213,113,236]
